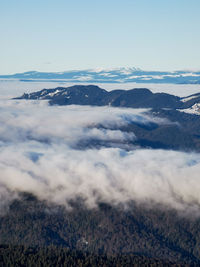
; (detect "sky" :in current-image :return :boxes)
[1,0,200,74]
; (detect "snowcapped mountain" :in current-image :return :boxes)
[2,68,200,84]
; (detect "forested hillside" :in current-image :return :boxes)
[1,194,200,265]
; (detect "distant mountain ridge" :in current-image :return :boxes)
[2,68,200,83]
[15,85,200,110]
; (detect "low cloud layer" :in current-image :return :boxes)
[0,99,200,213]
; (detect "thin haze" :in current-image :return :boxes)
[1,0,200,74]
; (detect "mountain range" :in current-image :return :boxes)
[2,68,200,84]
[15,84,200,111]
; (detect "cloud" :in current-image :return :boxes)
[0,100,164,146]
[0,99,200,213]
[1,144,200,213]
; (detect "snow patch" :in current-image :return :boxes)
[179,103,200,115]
[181,73,200,77]
[47,90,61,97]
[181,95,200,103]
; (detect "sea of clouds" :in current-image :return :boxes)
[0,94,200,214]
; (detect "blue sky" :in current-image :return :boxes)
[1,0,200,74]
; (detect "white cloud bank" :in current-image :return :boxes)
[0,100,200,213]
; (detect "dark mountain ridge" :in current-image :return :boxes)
[14,84,200,109]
